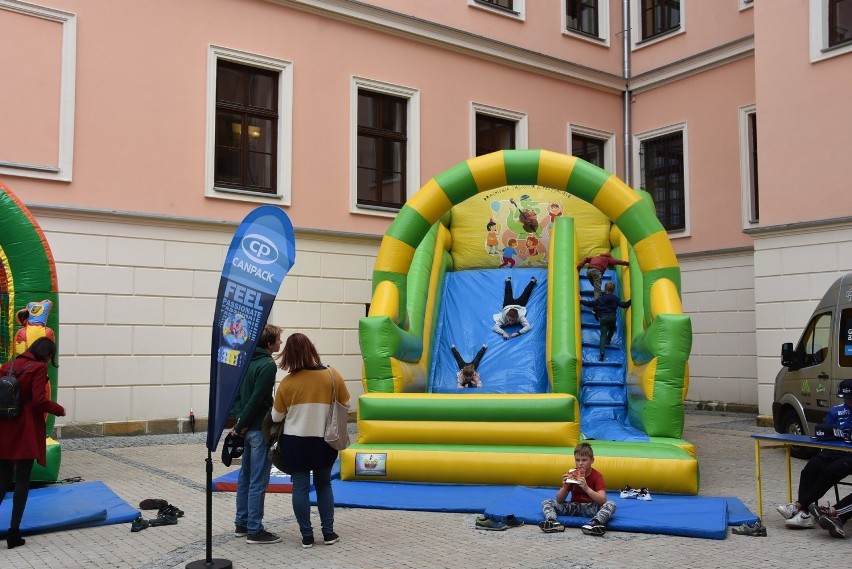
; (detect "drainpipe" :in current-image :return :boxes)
[622,0,632,186]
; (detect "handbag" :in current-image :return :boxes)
[264,410,287,472]
[323,367,350,451]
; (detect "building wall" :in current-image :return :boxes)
[36,208,377,426]
[4,0,851,428]
[753,221,852,416]
[681,251,756,406]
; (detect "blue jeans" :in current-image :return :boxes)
[235,429,272,534]
[291,466,334,537]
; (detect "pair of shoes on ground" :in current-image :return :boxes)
[131,511,179,532]
[776,503,814,529]
[475,514,523,531]
[301,532,339,548]
[619,485,652,501]
[808,503,846,538]
[731,520,767,537]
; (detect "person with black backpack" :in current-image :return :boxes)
[0,337,65,549]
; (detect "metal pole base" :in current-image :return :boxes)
[185,558,232,569]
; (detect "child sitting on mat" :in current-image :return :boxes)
[539,442,616,536]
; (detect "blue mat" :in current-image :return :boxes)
[325,480,758,540]
[213,468,293,492]
[0,480,138,537]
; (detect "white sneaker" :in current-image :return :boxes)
[776,503,798,519]
[785,511,814,529]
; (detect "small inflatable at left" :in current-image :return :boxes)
[0,181,61,482]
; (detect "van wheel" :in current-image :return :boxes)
[781,410,817,459]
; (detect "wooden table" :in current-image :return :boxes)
[751,432,852,519]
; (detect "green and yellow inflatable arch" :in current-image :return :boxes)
[0,181,62,482]
[350,150,695,492]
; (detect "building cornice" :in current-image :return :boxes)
[629,35,754,93]
[26,203,382,243]
[262,0,625,93]
[745,216,852,238]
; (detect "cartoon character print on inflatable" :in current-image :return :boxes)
[14,299,55,355]
[453,185,610,272]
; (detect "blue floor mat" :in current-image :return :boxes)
[484,486,733,540]
[213,468,293,492]
[325,480,516,513]
[325,480,758,540]
[0,480,138,537]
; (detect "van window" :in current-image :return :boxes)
[798,311,831,366]
[840,308,852,368]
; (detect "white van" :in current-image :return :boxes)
[772,273,852,455]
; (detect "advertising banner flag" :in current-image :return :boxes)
[206,206,295,452]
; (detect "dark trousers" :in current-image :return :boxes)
[833,491,852,523]
[0,458,35,531]
[503,278,536,308]
[797,451,852,508]
[598,313,617,358]
[451,345,486,370]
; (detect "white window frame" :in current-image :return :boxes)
[468,0,525,21]
[738,104,758,228]
[738,0,754,11]
[562,0,611,47]
[568,124,616,173]
[470,103,528,158]
[205,45,293,205]
[631,0,686,51]
[809,0,852,62]
[0,1,76,182]
[632,122,690,237]
[350,77,420,217]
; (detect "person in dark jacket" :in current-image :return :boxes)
[580,282,631,361]
[229,323,282,545]
[0,337,65,549]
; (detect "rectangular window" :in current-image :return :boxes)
[747,112,759,223]
[572,134,605,167]
[476,114,516,156]
[641,131,685,232]
[357,90,407,209]
[214,61,278,195]
[829,0,852,47]
[476,0,513,11]
[566,0,599,37]
[641,0,680,41]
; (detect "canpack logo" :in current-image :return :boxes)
[241,234,279,265]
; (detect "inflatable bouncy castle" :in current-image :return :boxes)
[0,181,62,482]
[341,150,694,493]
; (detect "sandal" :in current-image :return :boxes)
[130,516,150,532]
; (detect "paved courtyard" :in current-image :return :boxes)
[3,411,844,568]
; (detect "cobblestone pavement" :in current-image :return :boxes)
[3,411,843,568]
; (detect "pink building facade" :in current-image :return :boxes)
[1,0,850,430]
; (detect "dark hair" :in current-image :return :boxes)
[604,282,615,293]
[27,337,58,367]
[277,333,322,372]
[257,324,282,350]
[507,308,519,319]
